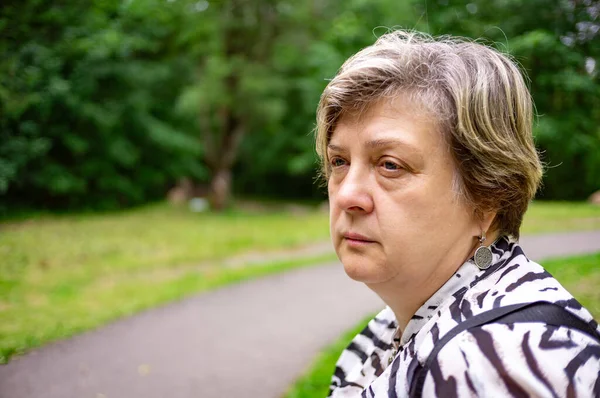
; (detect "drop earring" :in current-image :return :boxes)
[474,231,493,270]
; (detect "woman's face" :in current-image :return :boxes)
[327,100,480,287]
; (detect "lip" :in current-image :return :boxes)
[342,232,375,243]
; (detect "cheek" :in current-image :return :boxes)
[417,188,475,240]
[328,189,339,231]
[327,181,340,213]
[329,207,337,231]
[375,178,461,242]
[327,181,334,200]
[413,164,464,218]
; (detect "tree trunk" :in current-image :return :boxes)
[208,168,232,211]
[200,0,277,211]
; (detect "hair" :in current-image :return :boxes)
[315,30,543,239]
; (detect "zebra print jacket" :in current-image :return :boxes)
[329,236,600,397]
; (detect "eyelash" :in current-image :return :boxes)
[328,156,406,174]
[330,157,347,168]
[380,160,402,171]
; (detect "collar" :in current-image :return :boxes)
[399,235,513,345]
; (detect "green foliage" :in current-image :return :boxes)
[1,0,598,210]
[234,0,416,199]
[0,0,205,211]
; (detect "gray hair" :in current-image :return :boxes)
[315,30,543,238]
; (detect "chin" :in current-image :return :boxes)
[339,254,389,284]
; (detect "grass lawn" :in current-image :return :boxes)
[0,202,331,363]
[521,201,600,234]
[285,251,600,398]
[0,200,597,363]
[543,252,600,317]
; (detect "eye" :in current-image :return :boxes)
[378,158,407,176]
[382,160,401,171]
[330,157,347,168]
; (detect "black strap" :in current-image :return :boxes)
[409,301,600,397]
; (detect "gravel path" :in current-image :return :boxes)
[1,230,599,398]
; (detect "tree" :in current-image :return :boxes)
[173,1,283,210]
[0,0,205,211]
[231,0,417,201]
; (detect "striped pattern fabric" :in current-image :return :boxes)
[329,237,600,397]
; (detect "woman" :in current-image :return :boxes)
[316,31,600,397]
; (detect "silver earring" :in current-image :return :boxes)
[474,232,493,270]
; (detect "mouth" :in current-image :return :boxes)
[342,232,375,245]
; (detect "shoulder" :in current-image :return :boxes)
[461,252,598,331]
[414,245,600,396]
[329,307,396,396]
[421,322,600,397]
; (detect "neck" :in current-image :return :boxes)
[366,261,460,332]
[366,231,499,333]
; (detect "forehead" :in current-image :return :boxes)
[329,99,443,152]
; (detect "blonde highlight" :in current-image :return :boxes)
[315,30,543,238]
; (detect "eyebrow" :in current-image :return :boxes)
[365,138,418,151]
[327,144,346,152]
[328,139,420,153]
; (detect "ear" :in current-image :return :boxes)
[482,210,497,235]
[474,208,498,237]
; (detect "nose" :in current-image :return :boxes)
[330,165,374,214]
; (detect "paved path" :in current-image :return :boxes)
[1,230,600,398]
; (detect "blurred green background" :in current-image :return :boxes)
[1,0,599,367]
[1,0,599,214]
